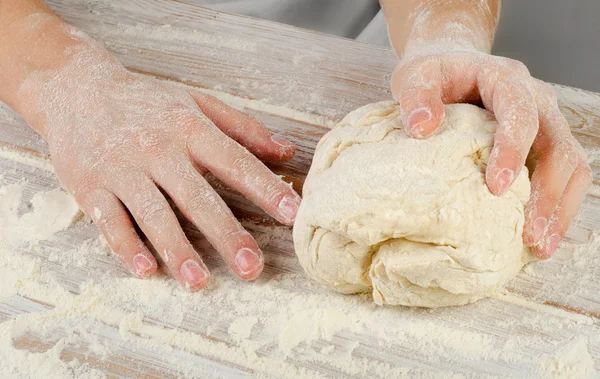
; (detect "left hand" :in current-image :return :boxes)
[391,49,592,258]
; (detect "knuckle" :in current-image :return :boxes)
[180,113,204,137]
[74,177,100,203]
[136,130,165,154]
[536,81,559,104]
[218,227,248,247]
[108,236,125,255]
[263,181,290,205]
[102,211,130,231]
[95,147,125,167]
[399,87,421,108]
[540,81,557,98]
[136,201,168,226]
[551,138,579,171]
[188,115,219,142]
[168,162,198,182]
[249,117,267,133]
[509,103,538,121]
[392,61,408,77]
[185,186,213,214]
[579,162,593,186]
[232,151,259,172]
[504,58,530,76]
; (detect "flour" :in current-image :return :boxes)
[195,87,336,128]
[277,308,356,355]
[538,337,596,379]
[78,17,339,127]
[0,148,53,172]
[0,199,598,379]
[105,22,258,53]
[1,110,599,377]
[228,316,258,343]
[0,184,81,246]
[0,322,107,379]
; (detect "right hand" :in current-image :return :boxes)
[17,29,301,291]
[391,48,592,259]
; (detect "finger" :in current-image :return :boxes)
[532,158,592,258]
[190,91,296,162]
[189,124,301,226]
[524,136,578,246]
[80,188,158,278]
[151,159,264,280]
[113,174,210,291]
[523,85,579,246]
[478,61,539,196]
[392,59,445,138]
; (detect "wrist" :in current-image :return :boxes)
[0,9,123,139]
[402,25,493,58]
[392,1,499,59]
[0,11,73,131]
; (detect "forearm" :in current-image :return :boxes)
[0,0,85,135]
[380,0,501,57]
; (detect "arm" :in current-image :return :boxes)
[0,0,302,289]
[380,0,500,56]
[381,0,592,259]
[0,1,68,131]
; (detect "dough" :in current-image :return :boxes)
[293,102,534,308]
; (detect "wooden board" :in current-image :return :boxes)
[1,0,600,377]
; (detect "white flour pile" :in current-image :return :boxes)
[0,148,599,377]
[0,183,81,245]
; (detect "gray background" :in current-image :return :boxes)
[494,1,600,93]
[196,0,600,93]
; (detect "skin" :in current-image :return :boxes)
[0,0,301,290]
[0,0,590,292]
[380,0,592,258]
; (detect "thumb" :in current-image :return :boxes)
[392,61,445,139]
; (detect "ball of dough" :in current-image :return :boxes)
[293,102,534,308]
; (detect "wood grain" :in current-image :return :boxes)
[1,0,599,377]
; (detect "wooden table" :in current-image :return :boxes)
[1,1,600,377]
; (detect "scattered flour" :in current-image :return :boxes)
[0,323,107,379]
[0,184,81,245]
[48,235,111,268]
[277,308,356,355]
[0,171,599,377]
[1,75,599,377]
[1,7,598,376]
[538,337,596,379]
[0,147,53,172]
[193,86,336,128]
[228,316,258,344]
[104,23,258,53]
[76,18,339,127]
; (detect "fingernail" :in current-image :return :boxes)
[278,195,300,223]
[546,234,562,257]
[133,254,154,276]
[406,108,432,138]
[495,168,514,194]
[234,248,263,275]
[271,135,294,149]
[180,259,209,288]
[532,217,547,243]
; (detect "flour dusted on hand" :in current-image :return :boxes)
[293,102,535,307]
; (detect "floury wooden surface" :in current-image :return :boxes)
[1,0,600,377]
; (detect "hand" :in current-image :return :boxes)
[19,37,301,291]
[391,49,592,258]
